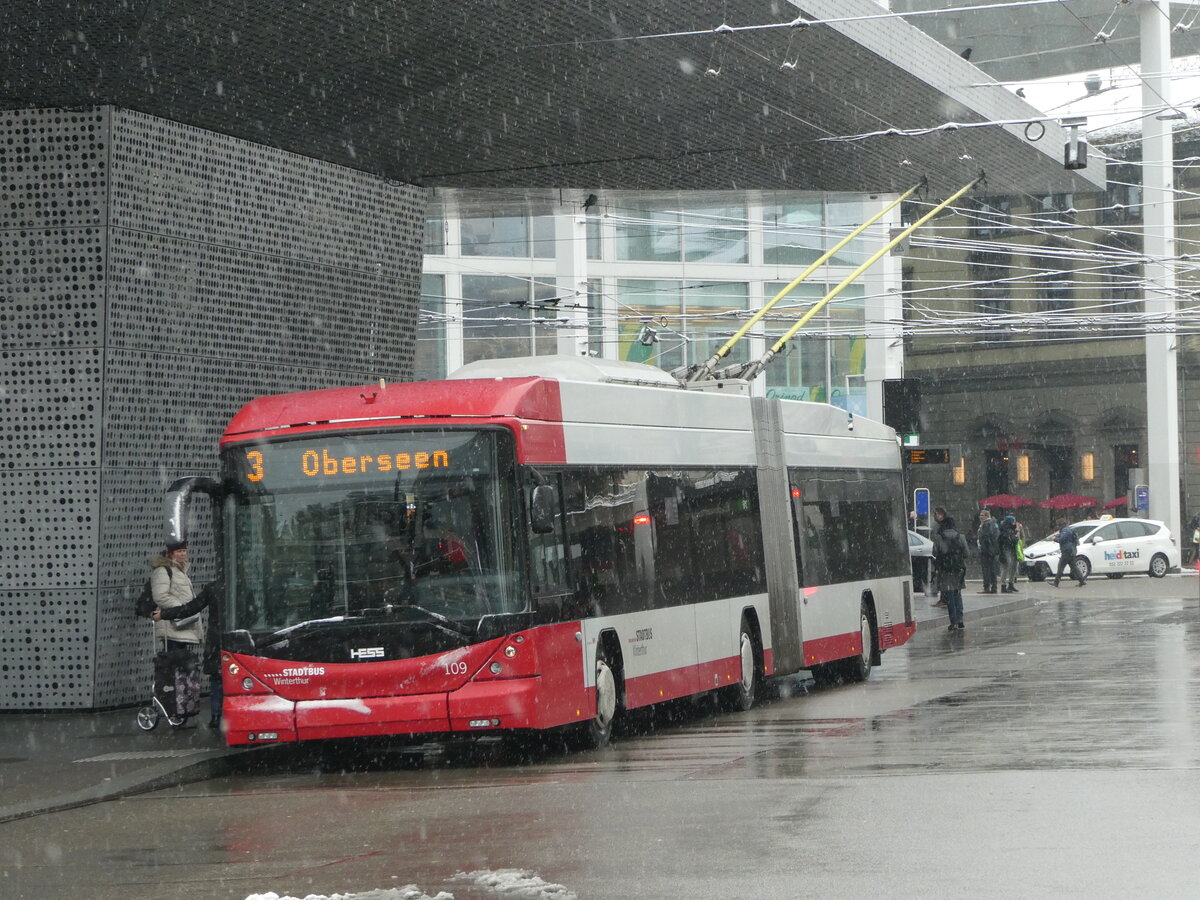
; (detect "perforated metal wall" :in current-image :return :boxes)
[1,107,424,709]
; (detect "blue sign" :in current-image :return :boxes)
[1135,485,1149,511]
[914,488,930,517]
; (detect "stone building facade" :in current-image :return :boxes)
[901,144,1199,542]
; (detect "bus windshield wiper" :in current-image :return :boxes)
[394,604,474,638]
[264,615,348,644]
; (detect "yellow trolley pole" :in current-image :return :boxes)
[741,175,983,382]
[686,181,922,383]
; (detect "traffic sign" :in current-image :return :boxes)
[914,488,930,517]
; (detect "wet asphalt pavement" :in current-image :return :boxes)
[3,577,1200,899]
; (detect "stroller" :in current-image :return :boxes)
[136,644,202,731]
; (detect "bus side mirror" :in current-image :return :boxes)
[165,475,222,546]
[531,484,557,534]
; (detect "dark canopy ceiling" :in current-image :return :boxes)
[1,0,1102,194]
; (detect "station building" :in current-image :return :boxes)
[899,121,1200,542]
[417,190,901,417]
[0,2,1096,710]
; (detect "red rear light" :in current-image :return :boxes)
[633,514,651,526]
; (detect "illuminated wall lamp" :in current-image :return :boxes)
[1080,451,1096,483]
[1016,454,1030,485]
[952,458,966,485]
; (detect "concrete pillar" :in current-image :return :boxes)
[865,195,905,422]
[555,199,590,356]
[1139,1,1182,532]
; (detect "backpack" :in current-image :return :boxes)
[134,566,171,619]
[978,518,999,553]
[1057,526,1078,552]
[938,528,966,573]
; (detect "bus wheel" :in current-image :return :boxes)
[572,649,619,750]
[842,603,875,683]
[719,616,759,712]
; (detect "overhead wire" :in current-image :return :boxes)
[422,184,1200,344]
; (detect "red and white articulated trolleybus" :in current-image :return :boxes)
[167,356,915,748]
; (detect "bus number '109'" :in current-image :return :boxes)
[444,661,468,676]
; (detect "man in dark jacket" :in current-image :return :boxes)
[934,513,969,631]
[1052,518,1087,587]
[930,506,951,607]
[976,509,1000,594]
[998,515,1021,593]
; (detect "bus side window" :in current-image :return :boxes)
[528,474,569,597]
[789,486,805,587]
[561,471,612,617]
[799,502,833,587]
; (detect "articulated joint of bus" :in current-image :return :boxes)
[219,621,587,746]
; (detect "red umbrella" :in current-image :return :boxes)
[978,494,1035,509]
[1039,493,1099,510]
[1103,496,1128,510]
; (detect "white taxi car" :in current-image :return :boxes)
[1021,516,1179,581]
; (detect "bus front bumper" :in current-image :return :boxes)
[223,677,550,745]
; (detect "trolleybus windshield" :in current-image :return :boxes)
[221,428,521,639]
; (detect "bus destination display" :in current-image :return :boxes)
[229,432,493,489]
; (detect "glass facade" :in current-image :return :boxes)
[763,281,866,414]
[682,206,748,264]
[461,274,558,364]
[420,191,891,407]
[615,205,682,262]
[414,274,447,382]
[461,213,530,257]
[615,280,750,371]
[763,201,824,266]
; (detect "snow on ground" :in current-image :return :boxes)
[246,889,451,900]
[244,868,577,900]
[454,869,576,899]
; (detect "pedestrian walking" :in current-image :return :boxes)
[976,509,1000,594]
[998,514,1021,593]
[148,540,205,722]
[930,506,951,607]
[1051,518,1087,587]
[933,513,969,631]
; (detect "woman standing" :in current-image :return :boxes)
[149,540,205,722]
[998,515,1021,593]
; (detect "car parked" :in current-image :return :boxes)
[908,529,935,558]
[909,529,935,593]
[1021,516,1179,581]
